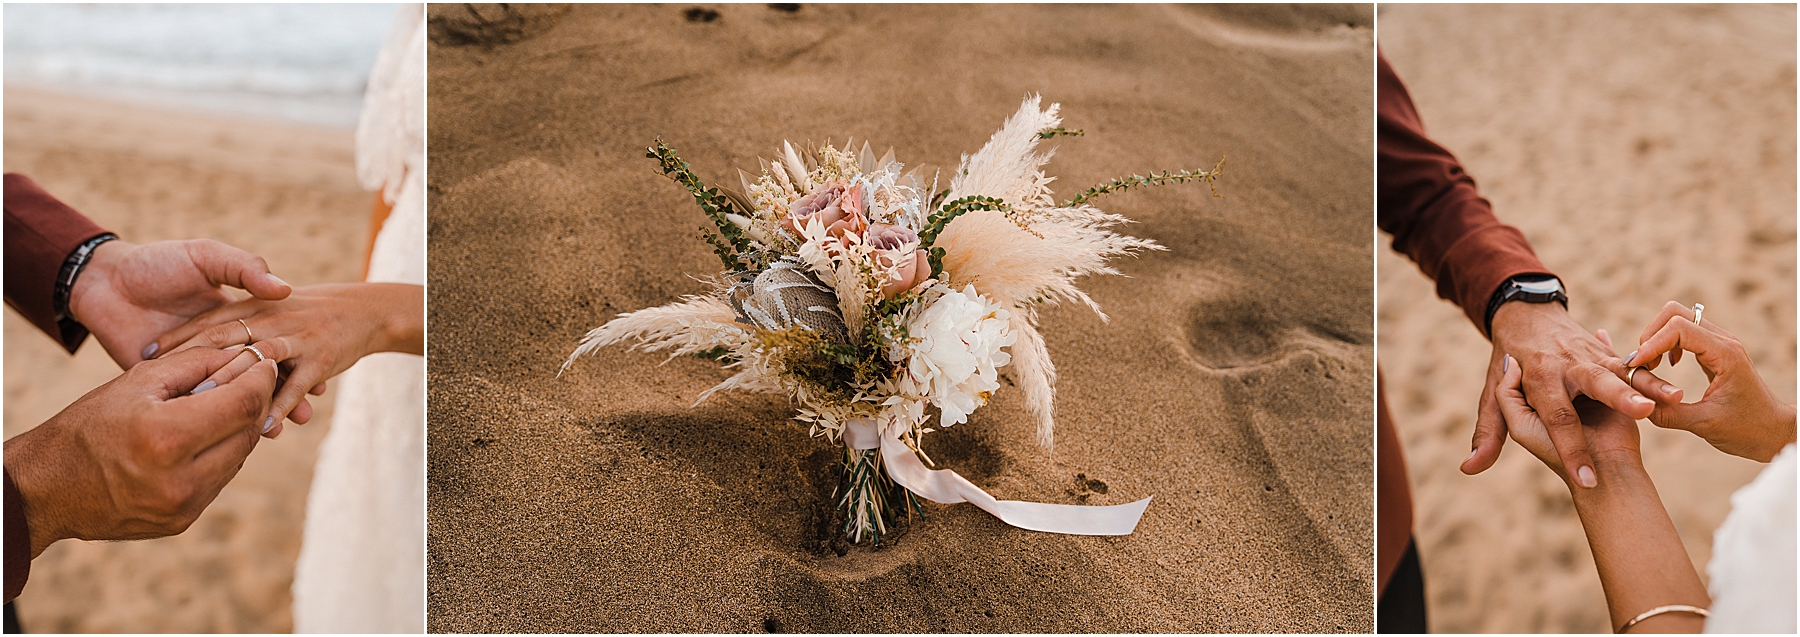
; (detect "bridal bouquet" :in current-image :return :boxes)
[563,96,1221,543]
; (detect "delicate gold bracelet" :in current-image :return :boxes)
[1617,604,1708,633]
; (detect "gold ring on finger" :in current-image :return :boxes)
[239,319,254,343]
[1628,366,1643,384]
[246,344,267,362]
[1692,303,1704,326]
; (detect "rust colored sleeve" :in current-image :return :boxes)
[1377,53,1556,338]
[4,173,109,352]
[4,469,29,602]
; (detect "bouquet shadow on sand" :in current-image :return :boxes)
[584,400,1010,558]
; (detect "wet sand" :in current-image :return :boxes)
[3,87,372,632]
[427,4,1374,632]
[1378,4,1796,633]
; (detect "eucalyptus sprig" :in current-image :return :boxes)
[919,195,1011,277]
[648,138,757,271]
[1063,157,1227,208]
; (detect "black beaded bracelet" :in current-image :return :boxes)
[53,233,118,325]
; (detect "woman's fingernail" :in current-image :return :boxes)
[1630,395,1654,408]
[1577,465,1597,488]
[262,416,276,434]
[1623,350,1637,366]
[142,342,159,359]
[267,273,288,288]
[191,380,216,395]
[1662,383,1680,397]
[1502,355,1510,373]
[1466,448,1479,462]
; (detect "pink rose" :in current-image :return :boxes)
[866,223,931,298]
[782,182,867,239]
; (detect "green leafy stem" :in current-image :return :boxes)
[1037,126,1085,139]
[1062,157,1227,208]
[919,195,1011,278]
[647,138,756,271]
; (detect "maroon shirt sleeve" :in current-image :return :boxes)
[1376,52,1563,594]
[5,469,29,602]
[1377,53,1555,338]
[4,173,110,352]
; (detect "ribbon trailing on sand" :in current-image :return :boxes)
[844,419,1152,536]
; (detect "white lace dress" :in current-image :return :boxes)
[1704,443,1797,633]
[290,4,425,632]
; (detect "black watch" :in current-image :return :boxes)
[1485,275,1567,335]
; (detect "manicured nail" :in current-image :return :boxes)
[1630,395,1654,408]
[1623,350,1637,366]
[262,416,276,434]
[142,342,159,359]
[267,273,288,288]
[1502,355,1509,374]
[191,380,216,395]
[1576,465,1597,488]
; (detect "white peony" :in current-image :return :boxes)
[901,284,1017,426]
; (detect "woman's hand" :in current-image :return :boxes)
[148,283,424,437]
[1496,346,1644,485]
[1625,301,1796,462]
[68,238,292,368]
[1498,331,1713,634]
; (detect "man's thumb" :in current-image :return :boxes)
[188,239,291,300]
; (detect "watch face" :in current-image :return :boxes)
[1517,278,1562,294]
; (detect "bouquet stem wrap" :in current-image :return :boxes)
[844,418,1152,536]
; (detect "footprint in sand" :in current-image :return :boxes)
[1180,295,1364,371]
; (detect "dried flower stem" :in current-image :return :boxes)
[836,446,924,544]
[1062,157,1227,208]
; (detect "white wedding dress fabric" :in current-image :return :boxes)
[290,4,425,633]
[1704,443,1796,633]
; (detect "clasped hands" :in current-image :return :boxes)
[7,237,421,555]
[1472,301,1796,488]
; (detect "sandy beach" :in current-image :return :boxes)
[1378,4,1796,633]
[427,4,1373,632]
[3,87,373,632]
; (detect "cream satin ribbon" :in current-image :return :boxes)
[844,418,1152,536]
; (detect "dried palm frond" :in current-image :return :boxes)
[1006,309,1059,449]
[693,364,783,406]
[948,94,1064,209]
[559,294,750,376]
[933,208,1162,316]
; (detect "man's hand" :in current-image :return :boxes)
[1494,354,1645,483]
[66,239,291,368]
[1466,302,1660,487]
[2,348,279,557]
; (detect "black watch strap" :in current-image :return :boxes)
[52,233,118,349]
[1484,275,1568,335]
